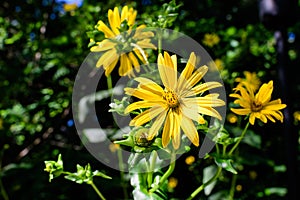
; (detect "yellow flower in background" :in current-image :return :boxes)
[185,155,195,165]
[230,81,287,125]
[235,71,261,92]
[208,58,224,71]
[124,51,225,149]
[90,6,156,77]
[227,112,238,124]
[202,33,220,47]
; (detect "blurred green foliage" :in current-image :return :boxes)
[0,0,299,199]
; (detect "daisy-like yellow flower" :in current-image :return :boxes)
[202,33,220,47]
[230,81,287,125]
[124,51,225,149]
[235,71,261,92]
[90,6,156,77]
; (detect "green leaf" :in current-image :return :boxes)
[214,158,237,174]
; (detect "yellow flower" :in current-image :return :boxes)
[227,113,238,124]
[185,155,195,165]
[90,6,156,77]
[235,71,261,92]
[124,51,225,149]
[63,3,78,12]
[208,58,224,71]
[202,33,220,47]
[230,81,287,125]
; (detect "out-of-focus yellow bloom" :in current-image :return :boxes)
[236,185,243,192]
[203,33,220,47]
[293,111,300,122]
[235,71,261,92]
[227,113,238,124]
[90,6,156,77]
[230,81,287,125]
[125,51,225,149]
[185,155,195,165]
[168,177,178,189]
[63,3,77,12]
[208,58,224,71]
[109,143,120,153]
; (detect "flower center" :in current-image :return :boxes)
[251,100,263,112]
[163,90,179,108]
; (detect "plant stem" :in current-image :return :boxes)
[228,121,250,155]
[0,177,9,200]
[157,30,162,55]
[147,151,158,188]
[229,174,237,200]
[90,182,106,200]
[149,151,176,193]
[186,167,222,200]
[106,74,113,91]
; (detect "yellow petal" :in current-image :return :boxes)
[186,82,223,96]
[183,96,225,107]
[130,106,165,126]
[136,39,156,49]
[108,8,120,35]
[97,21,115,38]
[128,52,140,73]
[264,103,287,111]
[185,65,208,90]
[181,104,205,124]
[171,111,181,149]
[181,116,199,147]
[121,6,128,22]
[125,100,165,114]
[124,87,163,101]
[148,110,168,140]
[249,113,256,125]
[127,8,137,26]
[119,54,132,76]
[96,49,118,68]
[179,52,196,84]
[104,56,119,77]
[162,111,172,148]
[90,40,116,52]
[256,81,273,104]
[134,77,164,95]
[230,108,251,116]
[157,52,177,90]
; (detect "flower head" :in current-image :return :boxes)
[230,81,287,125]
[90,6,156,77]
[235,71,261,92]
[202,33,220,47]
[124,51,225,149]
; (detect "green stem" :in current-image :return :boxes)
[228,121,250,155]
[106,74,113,91]
[186,167,222,200]
[149,151,176,193]
[147,151,158,188]
[0,176,9,200]
[229,174,237,200]
[158,30,162,55]
[90,182,106,200]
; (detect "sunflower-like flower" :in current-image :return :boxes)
[90,6,156,77]
[202,33,220,47]
[235,71,261,92]
[230,81,287,125]
[124,51,225,149]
